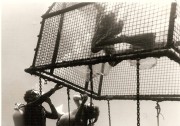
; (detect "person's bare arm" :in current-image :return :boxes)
[73,95,83,107]
[27,84,63,106]
[45,98,59,119]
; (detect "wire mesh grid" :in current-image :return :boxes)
[55,2,171,63]
[36,56,180,100]
[56,4,98,62]
[35,15,61,66]
[49,2,80,13]
[101,57,180,97]
[34,2,174,67]
[40,65,101,94]
[173,4,180,49]
[53,66,100,93]
[27,2,180,100]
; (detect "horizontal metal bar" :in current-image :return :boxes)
[42,70,94,93]
[25,48,172,72]
[42,2,93,19]
[43,2,56,16]
[93,95,180,101]
[27,70,98,96]
[166,48,180,63]
[25,71,180,101]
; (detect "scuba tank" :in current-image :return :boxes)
[13,103,25,126]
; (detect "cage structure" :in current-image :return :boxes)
[25,2,180,101]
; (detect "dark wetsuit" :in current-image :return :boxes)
[24,89,58,126]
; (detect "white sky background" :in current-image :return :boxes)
[1,0,180,126]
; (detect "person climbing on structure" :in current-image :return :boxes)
[92,3,124,67]
[56,94,99,126]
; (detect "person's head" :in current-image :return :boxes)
[85,103,100,123]
[24,89,40,103]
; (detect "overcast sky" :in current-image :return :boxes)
[1,1,180,126]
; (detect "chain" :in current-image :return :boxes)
[89,65,93,105]
[39,76,42,96]
[136,59,140,126]
[89,65,93,126]
[107,100,111,126]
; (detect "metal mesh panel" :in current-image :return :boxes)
[65,2,80,8]
[101,57,180,96]
[49,2,80,13]
[174,4,180,49]
[26,2,180,101]
[42,65,101,94]
[122,3,170,47]
[40,56,180,99]
[54,2,171,63]
[101,60,137,95]
[53,67,86,88]
[33,2,176,67]
[49,3,64,13]
[55,66,102,93]
[56,4,98,62]
[35,16,61,66]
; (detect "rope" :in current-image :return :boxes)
[136,59,140,126]
[107,100,111,126]
[67,88,71,126]
[155,101,162,126]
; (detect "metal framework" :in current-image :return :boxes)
[25,2,180,101]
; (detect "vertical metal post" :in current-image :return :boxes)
[32,3,56,68]
[50,3,66,74]
[167,2,177,47]
[32,19,46,67]
[98,63,105,96]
